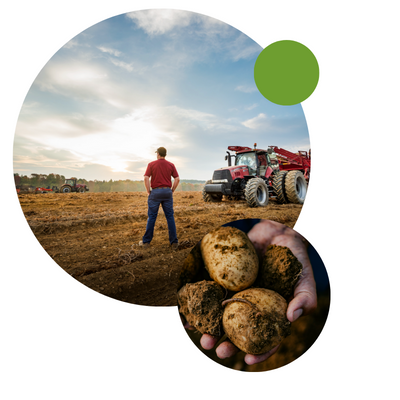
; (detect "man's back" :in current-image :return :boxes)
[145,159,179,189]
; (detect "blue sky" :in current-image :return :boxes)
[13,9,310,181]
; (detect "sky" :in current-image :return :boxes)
[13,9,310,181]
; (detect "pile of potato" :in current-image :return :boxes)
[177,226,303,355]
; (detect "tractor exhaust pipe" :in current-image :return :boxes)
[225,151,232,166]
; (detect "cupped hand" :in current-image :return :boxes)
[247,219,317,322]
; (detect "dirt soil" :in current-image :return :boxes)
[178,280,225,336]
[18,191,302,306]
[256,244,303,300]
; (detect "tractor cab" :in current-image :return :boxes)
[64,178,76,187]
[228,144,279,177]
[235,151,258,175]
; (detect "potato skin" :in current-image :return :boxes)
[200,226,259,291]
[177,242,204,290]
[222,288,290,355]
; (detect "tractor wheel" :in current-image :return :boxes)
[285,170,308,204]
[79,187,85,193]
[244,178,269,207]
[62,186,71,193]
[272,171,288,204]
[202,180,223,202]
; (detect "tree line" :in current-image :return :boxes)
[14,173,205,192]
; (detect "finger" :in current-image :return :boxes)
[244,345,280,365]
[200,334,220,350]
[287,290,317,322]
[247,230,272,260]
[215,340,240,359]
[286,255,317,322]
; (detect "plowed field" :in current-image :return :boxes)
[18,191,302,306]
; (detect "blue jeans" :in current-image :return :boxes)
[142,188,178,244]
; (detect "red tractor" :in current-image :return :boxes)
[59,177,89,193]
[202,144,311,207]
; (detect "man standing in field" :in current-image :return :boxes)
[140,147,180,248]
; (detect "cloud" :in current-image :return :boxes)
[16,112,108,139]
[97,46,122,57]
[241,112,309,140]
[126,9,193,35]
[148,105,240,137]
[242,113,269,129]
[126,10,259,63]
[97,47,136,72]
[246,103,258,110]
[235,85,258,93]
[229,33,261,61]
[109,58,133,72]
[13,142,83,175]
[63,40,79,50]
[31,58,147,112]
[34,60,108,99]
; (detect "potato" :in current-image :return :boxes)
[176,242,204,290]
[177,280,225,336]
[200,226,259,291]
[222,288,290,355]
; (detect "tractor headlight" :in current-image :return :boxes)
[211,179,228,184]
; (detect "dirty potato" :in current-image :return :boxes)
[222,288,290,355]
[177,242,205,290]
[200,226,259,291]
[177,280,225,336]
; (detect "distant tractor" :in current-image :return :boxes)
[202,144,311,207]
[59,177,89,193]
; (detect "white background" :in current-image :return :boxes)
[2,1,399,399]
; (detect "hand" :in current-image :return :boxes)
[200,333,280,365]
[196,220,317,365]
[247,220,317,322]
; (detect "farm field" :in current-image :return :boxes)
[17,191,303,306]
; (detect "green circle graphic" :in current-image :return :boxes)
[254,40,319,106]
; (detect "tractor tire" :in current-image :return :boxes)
[202,180,223,202]
[272,171,288,204]
[79,187,85,193]
[285,170,308,204]
[244,178,269,207]
[62,186,72,193]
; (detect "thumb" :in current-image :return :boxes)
[287,290,317,322]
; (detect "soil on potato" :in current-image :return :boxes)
[178,280,225,336]
[17,191,302,306]
[222,288,291,355]
[256,244,303,300]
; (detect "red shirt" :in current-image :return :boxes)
[144,159,179,189]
